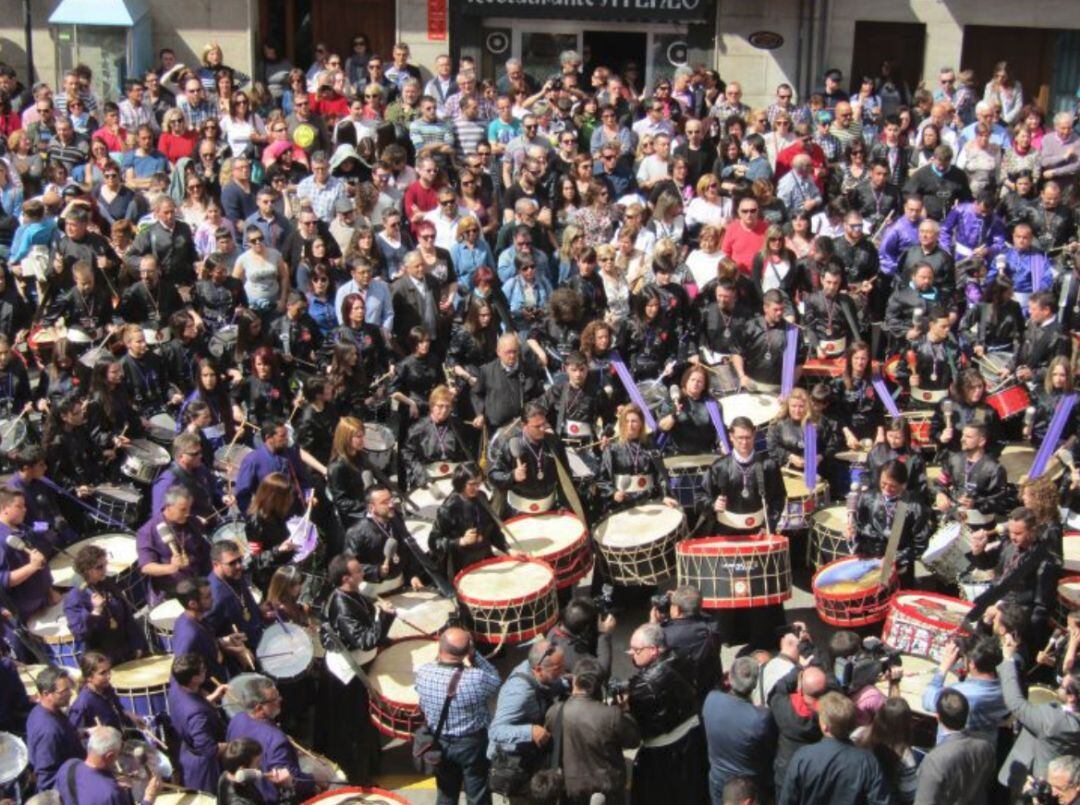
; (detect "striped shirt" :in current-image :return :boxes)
[415,655,501,738]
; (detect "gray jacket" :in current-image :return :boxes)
[913,732,995,805]
[997,658,1080,795]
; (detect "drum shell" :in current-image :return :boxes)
[503,511,592,590]
[676,535,792,609]
[881,591,972,661]
[453,557,559,645]
[812,557,898,627]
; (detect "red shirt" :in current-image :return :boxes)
[721,219,768,273]
[158,130,197,163]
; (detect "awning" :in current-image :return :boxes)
[48,0,149,26]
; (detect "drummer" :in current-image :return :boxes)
[8,446,79,550]
[402,385,472,491]
[697,416,786,536]
[343,485,429,595]
[866,417,930,504]
[731,289,805,393]
[152,433,230,524]
[1027,356,1077,445]
[68,651,144,732]
[933,423,1009,527]
[488,402,568,516]
[208,539,265,654]
[846,459,933,587]
[657,365,725,459]
[167,652,228,794]
[803,265,862,360]
[136,485,212,607]
[0,488,59,623]
[929,368,1001,458]
[430,462,525,579]
[63,544,147,665]
[596,403,679,516]
[319,552,396,784]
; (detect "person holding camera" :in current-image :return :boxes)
[913,688,996,805]
[996,633,1080,800]
[921,636,1008,746]
[487,639,567,804]
[414,626,502,805]
[546,597,616,677]
[651,585,723,705]
[626,622,708,805]
[541,656,641,805]
[703,656,776,803]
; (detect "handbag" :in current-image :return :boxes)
[412,665,463,775]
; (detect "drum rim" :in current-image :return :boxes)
[298,785,411,804]
[367,636,439,707]
[888,590,973,633]
[676,533,789,556]
[811,557,897,602]
[453,556,557,606]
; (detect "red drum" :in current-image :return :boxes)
[882,591,972,661]
[454,557,559,645]
[812,557,898,627]
[366,637,439,739]
[676,534,792,609]
[986,384,1031,421]
[301,787,410,804]
[503,511,592,590]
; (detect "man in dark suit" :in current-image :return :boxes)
[914,688,996,805]
[390,250,446,349]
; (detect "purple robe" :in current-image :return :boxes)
[167,680,224,793]
[67,685,127,732]
[57,760,129,805]
[135,512,211,607]
[26,703,83,792]
[0,521,54,620]
[171,612,228,683]
[225,711,315,803]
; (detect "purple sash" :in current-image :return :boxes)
[1030,393,1078,479]
[804,422,818,488]
[705,398,731,454]
[872,377,902,418]
[780,326,798,398]
[610,351,658,431]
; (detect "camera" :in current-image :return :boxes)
[650,592,671,622]
[593,583,615,617]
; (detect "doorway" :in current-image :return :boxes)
[583,30,647,80]
[849,21,926,96]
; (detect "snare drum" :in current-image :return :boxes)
[902,410,933,451]
[121,439,171,485]
[778,472,830,532]
[720,393,782,430]
[454,557,559,645]
[383,590,458,640]
[921,522,972,583]
[214,444,253,482]
[367,637,440,738]
[987,384,1031,421]
[593,503,686,586]
[664,454,715,508]
[147,413,178,447]
[300,787,410,804]
[883,591,972,661]
[257,622,316,682]
[50,533,143,608]
[676,534,792,609]
[808,506,855,571]
[503,511,592,590]
[28,602,80,668]
[111,655,173,718]
[812,557,898,627]
[89,484,143,527]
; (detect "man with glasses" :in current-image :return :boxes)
[152,433,228,522]
[722,199,769,273]
[178,78,216,131]
[296,151,345,223]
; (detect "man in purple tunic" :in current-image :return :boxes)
[225,674,316,803]
[26,666,82,792]
[167,653,227,794]
[136,485,211,607]
[0,487,59,623]
[57,725,164,804]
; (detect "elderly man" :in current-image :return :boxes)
[225,675,310,802]
[627,622,707,805]
[487,639,567,802]
[777,153,823,217]
[58,726,163,804]
[1042,111,1080,182]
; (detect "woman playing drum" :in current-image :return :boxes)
[63,543,147,665]
[866,418,930,504]
[1027,356,1076,446]
[929,368,1002,458]
[68,651,143,732]
[596,404,679,517]
[658,365,725,456]
[830,341,886,444]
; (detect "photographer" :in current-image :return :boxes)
[626,623,707,805]
[997,634,1080,800]
[546,596,616,677]
[542,656,640,805]
[921,636,1008,746]
[488,639,567,804]
[651,585,723,704]
[828,631,902,726]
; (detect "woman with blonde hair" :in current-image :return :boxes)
[327,416,375,530]
[596,402,680,515]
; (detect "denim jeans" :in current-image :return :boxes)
[436,731,492,805]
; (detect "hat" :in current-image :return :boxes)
[334,197,355,215]
[816,110,833,125]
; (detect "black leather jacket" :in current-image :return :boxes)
[628,654,698,739]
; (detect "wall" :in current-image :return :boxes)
[0,0,255,93]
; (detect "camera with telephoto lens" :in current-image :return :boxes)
[593,583,615,617]
[651,592,672,623]
[1024,778,1057,804]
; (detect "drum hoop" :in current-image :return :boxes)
[503,510,587,558]
[889,591,972,633]
[368,637,439,708]
[676,534,788,557]
[811,559,897,602]
[453,557,556,606]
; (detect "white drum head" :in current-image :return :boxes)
[504,513,585,558]
[594,503,686,550]
[383,591,457,640]
[149,599,183,633]
[111,655,174,690]
[720,393,781,428]
[50,534,137,588]
[368,638,439,704]
[456,559,553,601]
[812,506,848,533]
[27,602,71,642]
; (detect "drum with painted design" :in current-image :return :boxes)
[367,637,440,739]
[593,503,685,586]
[676,534,792,609]
[503,511,592,590]
[454,557,559,645]
[882,591,972,661]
